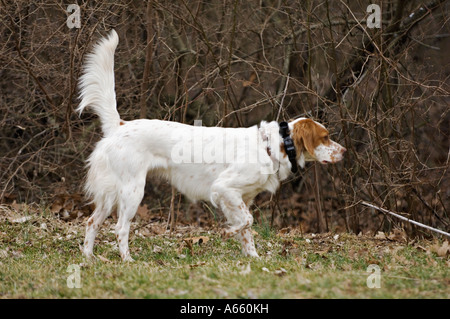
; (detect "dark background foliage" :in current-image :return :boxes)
[1,0,449,236]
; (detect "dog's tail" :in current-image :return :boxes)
[77,30,121,137]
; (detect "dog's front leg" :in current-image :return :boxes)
[212,185,258,257]
[235,228,259,257]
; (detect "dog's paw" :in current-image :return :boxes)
[220,228,232,239]
[121,253,135,262]
[243,250,260,258]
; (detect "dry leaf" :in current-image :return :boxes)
[50,203,63,214]
[279,227,291,234]
[184,236,209,246]
[242,72,257,87]
[10,216,32,223]
[136,204,150,221]
[150,224,165,235]
[192,236,209,245]
[189,261,206,268]
[274,268,287,276]
[375,231,386,240]
[437,241,449,257]
[152,245,163,254]
[97,255,111,263]
[307,262,323,271]
[10,250,24,259]
[315,246,331,257]
[183,236,209,255]
[10,200,25,212]
[430,241,449,257]
[388,228,406,242]
[167,287,189,296]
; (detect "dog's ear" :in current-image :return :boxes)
[292,119,317,158]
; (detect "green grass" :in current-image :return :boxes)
[0,208,448,298]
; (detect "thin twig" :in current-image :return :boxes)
[276,74,290,122]
[361,201,450,237]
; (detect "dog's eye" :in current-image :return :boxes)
[323,135,329,141]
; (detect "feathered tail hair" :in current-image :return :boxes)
[77,30,120,136]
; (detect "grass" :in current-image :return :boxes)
[0,206,448,299]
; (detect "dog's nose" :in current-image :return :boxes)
[341,147,347,154]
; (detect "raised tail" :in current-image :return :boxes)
[77,30,121,136]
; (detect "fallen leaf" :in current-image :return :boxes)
[151,224,166,235]
[279,227,291,234]
[388,228,406,242]
[50,203,63,214]
[375,231,386,240]
[189,261,206,268]
[184,236,209,246]
[315,246,331,257]
[438,241,449,257]
[97,255,111,263]
[167,287,188,295]
[280,240,297,257]
[183,236,210,256]
[429,241,449,257]
[60,210,70,220]
[11,250,24,259]
[274,268,287,276]
[152,245,163,254]
[193,236,209,245]
[10,216,32,223]
[10,200,25,212]
[136,204,150,221]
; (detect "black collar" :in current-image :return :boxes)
[279,122,298,173]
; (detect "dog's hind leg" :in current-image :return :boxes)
[115,178,145,261]
[83,205,110,259]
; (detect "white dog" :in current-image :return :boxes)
[78,30,346,261]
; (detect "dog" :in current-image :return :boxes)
[77,30,346,261]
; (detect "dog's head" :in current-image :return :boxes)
[289,118,346,168]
